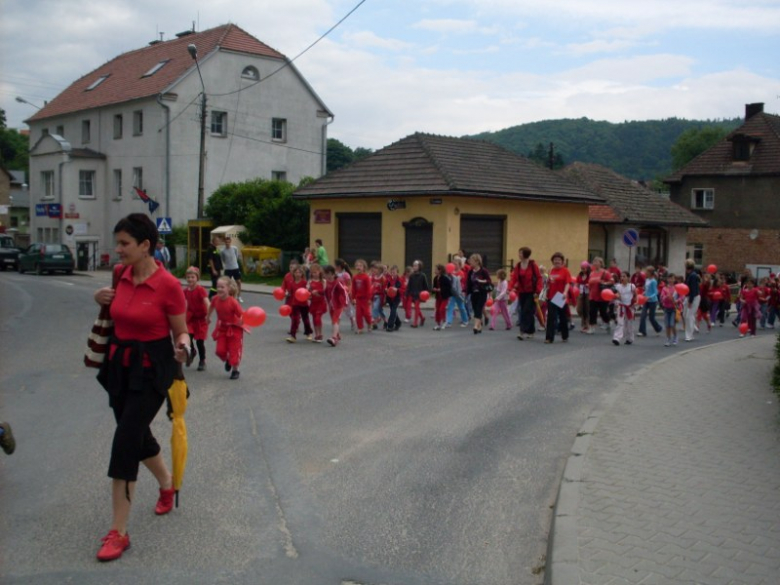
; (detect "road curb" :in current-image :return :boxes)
[543,336,749,585]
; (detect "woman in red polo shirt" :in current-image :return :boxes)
[92,214,189,562]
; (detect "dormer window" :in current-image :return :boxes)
[241,66,259,81]
[142,60,170,77]
[86,74,110,91]
[730,133,759,162]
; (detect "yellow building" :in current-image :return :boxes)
[294,134,602,275]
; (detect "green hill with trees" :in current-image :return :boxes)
[467,117,740,181]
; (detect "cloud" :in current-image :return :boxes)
[342,31,413,51]
[412,18,496,35]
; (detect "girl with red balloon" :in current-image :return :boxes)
[308,264,327,342]
[351,259,372,333]
[208,276,244,379]
[738,278,760,337]
[384,265,404,331]
[323,265,349,346]
[184,266,210,371]
[285,266,314,343]
[405,260,430,328]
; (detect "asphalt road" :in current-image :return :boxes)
[0,271,739,585]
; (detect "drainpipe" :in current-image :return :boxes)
[156,94,171,214]
[321,114,334,176]
[57,156,70,244]
[602,224,610,261]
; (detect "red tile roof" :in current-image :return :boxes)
[563,162,706,226]
[295,133,603,204]
[28,24,285,122]
[665,111,780,182]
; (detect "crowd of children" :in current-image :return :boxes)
[179,257,780,376]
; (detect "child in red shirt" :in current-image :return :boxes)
[308,264,327,343]
[208,276,244,379]
[351,259,371,333]
[324,264,349,346]
[184,266,209,371]
[286,266,313,343]
[739,278,760,336]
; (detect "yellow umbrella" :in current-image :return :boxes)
[168,364,189,507]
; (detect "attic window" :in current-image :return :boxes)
[241,66,259,81]
[85,74,110,91]
[142,60,170,78]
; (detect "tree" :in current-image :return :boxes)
[326,138,373,173]
[204,178,310,251]
[0,108,30,174]
[527,142,564,170]
[670,126,730,171]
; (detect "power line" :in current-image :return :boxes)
[207,0,367,98]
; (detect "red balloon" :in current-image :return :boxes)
[600,288,616,302]
[508,291,518,303]
[387,286,398,298]
[675,283,690,297]
[244,306,267,327]
[712,291,723,301]
[419,290,430,302]
[570,287,580,298]
[486,297,494,307]
[446,263,456,274]
[739,322,749,335]
[707,264,718,275]
[636,294,648,305]
[294,287,311,303]
[279,304,292,317]
[273,287,285,301]
[637,287,644,295]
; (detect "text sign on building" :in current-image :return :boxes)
[387,199,406,211]
[622,228,639,247]
[313,209,331,224]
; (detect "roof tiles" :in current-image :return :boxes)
[28,24,285,122]
[295,133,602,204]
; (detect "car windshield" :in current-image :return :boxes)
[0,238,14,248]
[44,244,67,253]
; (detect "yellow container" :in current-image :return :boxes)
[241,246,282,275]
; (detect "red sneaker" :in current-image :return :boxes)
[155,487,176,515]
[96,530,130,562]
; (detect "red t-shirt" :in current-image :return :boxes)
[210,295,243,326]
[548,266,572,297]
[509,261,542,294]
[325,279,348,311]
[288,279,310,307]
[588,269,612,302]
[184,285,208,320]
[352,272,371,300]
[112,263,186,341]
[309,279,327,313]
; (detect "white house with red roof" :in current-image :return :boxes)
[25,24,332,267]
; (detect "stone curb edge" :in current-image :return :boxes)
[543,336,750,585]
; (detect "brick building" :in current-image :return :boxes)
[665,103,780,279]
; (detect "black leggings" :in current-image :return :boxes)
[589,300,611,326]
[108,371,166,482]
[190,336,206,361]
[471,291,488,320]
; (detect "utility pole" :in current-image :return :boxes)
[197,91,207,219]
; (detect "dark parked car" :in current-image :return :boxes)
[18,243,75,275]
[0,234,21,271]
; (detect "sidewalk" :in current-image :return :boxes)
[547,335,780,585]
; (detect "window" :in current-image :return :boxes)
[733,141,751,161]
[82,120,91,144]
[271,171,287,182]
[687,244,704,267]
[142,60,170,77]
[691,188,714,210]
[133,110,143,136]
[113,114,123,139]
[132,167,143,193]
[86,74,110,91]
[41,171,55,199]
[113,169,122,199]
[241,66,259,80]
[210,111,227,136]
[272,118,287,142]
[79,170,96,198]
[56,125,64,137]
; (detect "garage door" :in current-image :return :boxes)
[460,215,505,270]
[337,213,382,265]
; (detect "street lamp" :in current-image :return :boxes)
[15,96,41,109]
[188,43,207,220]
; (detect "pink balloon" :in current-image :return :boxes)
[446,263,456,274]
[294,287,311,303]
[244,306,266,327]
[600,288,615,302]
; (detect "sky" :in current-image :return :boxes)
[1,0,779,150]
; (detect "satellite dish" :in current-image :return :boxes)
[749,229,759,240]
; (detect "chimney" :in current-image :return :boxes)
[745,103,764,120]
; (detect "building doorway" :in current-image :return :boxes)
[404,217,433,278]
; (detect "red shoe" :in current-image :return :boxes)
[96,530,130,562]
[155,486,176,515]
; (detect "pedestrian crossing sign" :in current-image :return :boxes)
[156,217,173,235]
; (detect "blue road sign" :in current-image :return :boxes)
[156,217,173,235]
[622,228,639,247]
